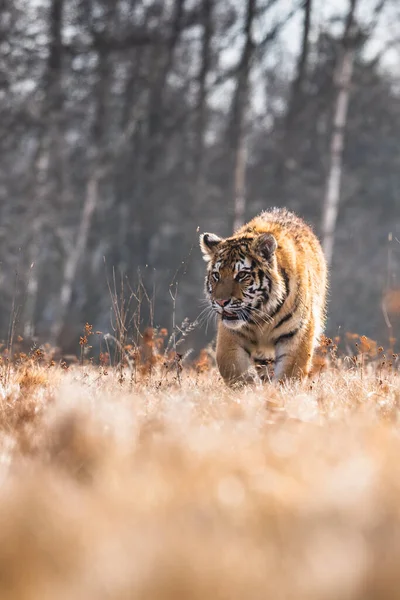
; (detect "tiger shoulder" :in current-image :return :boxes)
[200,208,328,385]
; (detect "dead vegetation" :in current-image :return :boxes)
[1,335,400,599]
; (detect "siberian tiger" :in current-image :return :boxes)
[200,208,328,385]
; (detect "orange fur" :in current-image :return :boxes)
[200,209,328,385]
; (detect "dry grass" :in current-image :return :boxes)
[1,354,400,599]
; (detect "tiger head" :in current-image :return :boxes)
[200,232,279,330]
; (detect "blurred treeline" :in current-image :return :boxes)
[1,0,400,354]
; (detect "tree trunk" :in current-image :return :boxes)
[233,135,248,232]
[193,0,213,198]
[50,27,111,345]
[288,0,312,122]
[228,0,257,230]
[282,0,313,157]
[50,172,99,344]
[23,149,48,339]
[146,0,186,167]
[321,0,358,267]
[23,0,65,338]
[136,0,186,268]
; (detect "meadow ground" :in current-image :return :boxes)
[1,340,400,599]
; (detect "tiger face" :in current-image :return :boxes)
[200,232,278,330]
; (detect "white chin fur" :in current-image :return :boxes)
[222,319,246,330]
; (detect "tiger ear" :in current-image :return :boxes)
[252,233,277,260]
[200,233,223,262]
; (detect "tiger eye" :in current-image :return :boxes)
[236,271,249,282]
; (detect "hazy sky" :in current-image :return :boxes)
[283,0,400,69]
[212,0,400,117]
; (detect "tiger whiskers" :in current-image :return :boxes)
[196,305,217,334]
[247,306,274,329]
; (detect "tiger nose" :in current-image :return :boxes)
[215,298,230,307]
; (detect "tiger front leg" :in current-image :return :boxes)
[216,325,260,386]
[273,330,314,382]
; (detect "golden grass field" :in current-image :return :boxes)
[1,335,400,599]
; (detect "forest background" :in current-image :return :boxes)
[1,0,400,355]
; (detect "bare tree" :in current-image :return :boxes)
[49,3,114,345]
[23,0,66,338]
[229,0,257,231]
[136,0,188,264]
[283,0,313,157]
[233,137,248,232]
[50,172,100,345]
[321,0,358,266]
[193,0,213,204]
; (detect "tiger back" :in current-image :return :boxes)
[200,208,328,385]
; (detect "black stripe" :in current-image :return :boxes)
[273,327,300,346]
[260,273,267,299]
[274,311,293,329]
[273,285,301,330]
[232,329,257,345]
[269,268,290,319]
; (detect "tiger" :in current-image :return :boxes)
[200,208,328,385]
